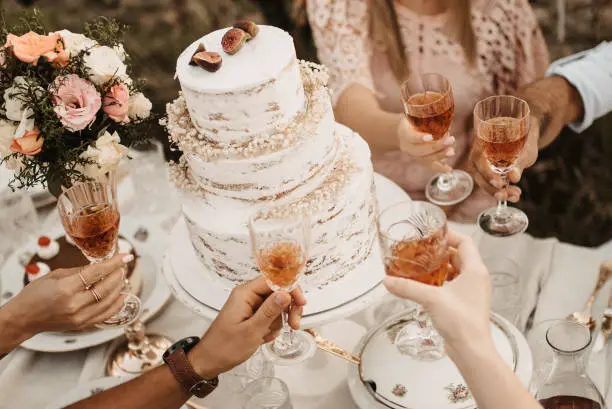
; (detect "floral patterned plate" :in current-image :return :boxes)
[348,311,532,409]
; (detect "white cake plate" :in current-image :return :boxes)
[162,173,410,328]
[0,218,171,352]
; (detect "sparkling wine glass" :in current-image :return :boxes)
[249,208,316,365]
[378,201,450,361]
[57,175,141,327]
[474,95,530,237]
[242,377,293,409]
[401,73,473,206]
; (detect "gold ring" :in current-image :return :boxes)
[89,287,102,303]
[78,269,90,290]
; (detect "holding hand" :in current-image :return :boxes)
[384,231,493,357]
[397,116,454,173]
[189,276,306,379]
[468,114,540,203]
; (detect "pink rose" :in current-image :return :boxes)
[10,126,43,156]
[5,32,68,66]
[50,74,101,132]
[103,84,129,123]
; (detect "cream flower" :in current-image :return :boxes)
[54,29,97,57]
[79,131,128,179]
[0,120,22,171]
[83,46,127,86]
[128,92,152,120]
[4,76,29,121]
[113,43,128,62]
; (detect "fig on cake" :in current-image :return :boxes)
[222,28,250,55]
[192,51,222,72]
[25,262,51,282]
[36,236,60,260]
[189,43,207,66]
[233,20,259,38]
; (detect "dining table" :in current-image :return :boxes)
[0,175,610,409]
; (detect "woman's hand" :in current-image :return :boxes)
[383,231,494,357]
[397,116,455,172]
[190,276,306,379]
[2,254,132,339]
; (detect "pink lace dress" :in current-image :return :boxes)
[307,0,549,221]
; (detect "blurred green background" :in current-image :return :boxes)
[1,0,611,247]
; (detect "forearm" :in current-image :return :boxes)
[516,76,583,149]
[334,84,401,154]
[449,342,542,409]
[65,364,189,409]
[0,301,35,355]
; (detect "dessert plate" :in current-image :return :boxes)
[44,376,189,409]
[163,174,409,327]
[348,311,532,409]
[0,219,171,352]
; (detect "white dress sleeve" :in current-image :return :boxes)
[546,41,612,133]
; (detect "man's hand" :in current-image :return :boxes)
[468,116,540,202]
[189,277,306,379]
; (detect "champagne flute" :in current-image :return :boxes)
[249,208,316,365]
[378,201,450,361]
[57,175,141,327]
[474,95,530,237]
[400,73,473,206]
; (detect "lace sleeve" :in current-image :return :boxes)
[513,0,550,87]
[306,0,375,105]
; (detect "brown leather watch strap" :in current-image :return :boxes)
[165,348,218,398]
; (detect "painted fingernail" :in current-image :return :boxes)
[422,134,433,142]
[122,254,134,264]
[275,294,285,305]
[445,148,455,157]
[444,136,455,146]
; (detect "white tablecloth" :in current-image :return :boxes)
[0,201,610,408]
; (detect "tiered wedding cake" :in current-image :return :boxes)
[165,24,377,290]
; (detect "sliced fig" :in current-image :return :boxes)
[189,43,207,66]
[192,51,222,72]
[221,28,251,55]
[233,20,259,39]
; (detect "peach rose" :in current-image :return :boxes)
[5,31,68,66]
[103,84,129,123]
[50,74,101,132]
[10,126,43,156]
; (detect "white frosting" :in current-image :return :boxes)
[176,25,305,144]
[117,238,133,255]
[28,262,51,282]
[37,239,60,260]
[186,99,337,201]
[182,126,378,289]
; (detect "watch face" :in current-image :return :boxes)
[163,336,200,359]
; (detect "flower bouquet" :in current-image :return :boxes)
[0,11,153,196]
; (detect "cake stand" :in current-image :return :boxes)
[162,173,409,328]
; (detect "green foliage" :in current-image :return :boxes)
[0,9,153,196]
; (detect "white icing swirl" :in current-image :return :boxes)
[37,239,60,260]
[28,262,51,282]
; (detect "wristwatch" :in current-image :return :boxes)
[163,336,219,398]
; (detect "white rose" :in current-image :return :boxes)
[79,131,128,180]
[83,46,127,86]
[113,43,128,62]
[128,93,152,120]
[0,120,22,171]
[4,76,28,121]
[54,29,97,57]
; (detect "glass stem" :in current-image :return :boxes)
[436,170,457,192]
[495,172,509,218]
[416,305,434,337]
[276,301,293,347]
